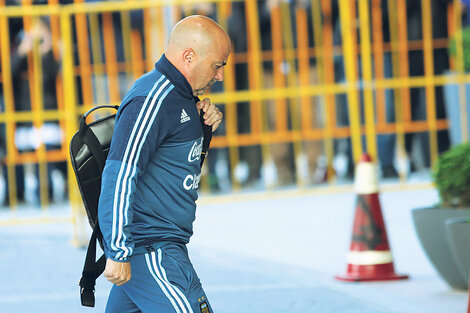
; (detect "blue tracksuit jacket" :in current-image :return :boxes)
[98,54,204,262]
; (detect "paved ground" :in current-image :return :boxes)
[0,187,468,312]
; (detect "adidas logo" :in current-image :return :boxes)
[180,109,190,123]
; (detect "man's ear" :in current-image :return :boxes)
[183,49,194,66]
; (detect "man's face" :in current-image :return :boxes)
[190,45,230,96]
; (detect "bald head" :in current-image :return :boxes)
[165,15,231,96]
[167,15,230,56]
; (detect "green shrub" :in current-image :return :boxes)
[433,142,470,208]
[449,26,470,72]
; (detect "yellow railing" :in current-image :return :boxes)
[0,0,467,235]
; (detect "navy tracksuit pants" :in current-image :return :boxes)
[105,243,212,313]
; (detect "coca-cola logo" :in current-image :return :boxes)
[187,138,203,162]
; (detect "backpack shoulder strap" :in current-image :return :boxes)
[79,221,106,307]
[195,97,213,167]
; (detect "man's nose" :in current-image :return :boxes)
[215,68,224,81]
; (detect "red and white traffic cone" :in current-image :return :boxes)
[467,276,470,313]
[335,153,409,282]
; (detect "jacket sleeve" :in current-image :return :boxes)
[97,88,173,261]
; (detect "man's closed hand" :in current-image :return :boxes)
[104,258,131,286]
[197,98,223,132]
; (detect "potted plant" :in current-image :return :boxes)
[445,215,470,286]
[436,141,470,287]
[412,142,470,290]
[444,26,470,146]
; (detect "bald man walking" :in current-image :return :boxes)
[97,15,231,313]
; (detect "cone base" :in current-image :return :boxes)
[335,262,409,282]
[335,273,409,282]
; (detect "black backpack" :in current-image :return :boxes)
[70,102,212,307]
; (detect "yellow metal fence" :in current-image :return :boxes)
[0,0,468,229]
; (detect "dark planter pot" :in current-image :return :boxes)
[445,216,470,286]
[412,207,470,290]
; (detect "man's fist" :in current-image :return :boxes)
[196,98,223,132]
[103,258,131,286]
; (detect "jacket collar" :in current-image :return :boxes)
[155,54,194,100]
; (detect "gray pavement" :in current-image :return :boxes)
[0,187,467,312]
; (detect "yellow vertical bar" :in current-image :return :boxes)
[388,0,406,176]
[350,0,359,81]
[102,12,120,104]
[143,3,166,71]
[297,6,316,186]
[143,6,154,71]
[130,29,145,80]
[31,16,49,208]
[453,0,467,142]
[128,0,142,80]
[22,0,35,114]
[279,1,302,186]
[280,3,300,128]
[21,2,40,200]
[296,7,312,135]
[120,10,133,79]
[48,0,67,160]
[270,7,287,135]
[371,0,385,129]
[224,54,241,191]
[339,0,362,162]
[217,3,240,191]
[397,0,411,124]
[74,0,93,108]
[396,0,411,179]
[89,12,106,105]
[245,0,269,174]
[219,1,232,18]
[317,0,335,181]
[48,0,61,63]
[0,6,18,208]
[172,5,181,28]
[280,3,300,134]
[60,10,80,245]
[448,3,456,70]
[422,0,438,164]
[156,6,166,58]
[245,0,263,134]
[358,0,377,161]
[312,0,324,87]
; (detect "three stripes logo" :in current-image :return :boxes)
[180,109,190,123]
